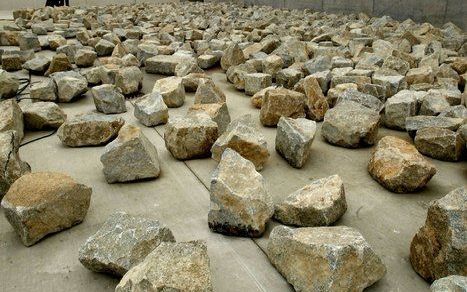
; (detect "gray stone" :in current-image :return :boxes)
[419,92,451,116]
[101,125,160,183]
[133,92,168,127]
[208,148,273,237]
[336,89,384,112]
[91,84,127,114]
[115,66,143,95]
[0,99,23,141]
[75,49,97,68]
[51,71,88,102]
[20,101,66,130]
[95,39,115,56]
[414,127,464,162]
[188,102,231,134]
[431,276,467,292]
[22,56,51,74]
[220,43,245,71]
[18,32,40,52]
[226,63,256,90]
[0,70,19,99]
[194,78,226,104]
[406,116,464,138]
[30,79,57,101]
[146,54,193,75]
[276,68,303,89]
[383,90,420,130]
[244,73,272,96]
[439,105,467,119]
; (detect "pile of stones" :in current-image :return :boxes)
[0,2,466,291]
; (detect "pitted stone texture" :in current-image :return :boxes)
[303,75,329,121]
[153,76,185,108]
[414,127,464,161]
[58,112,124,147]
[30,79,57,101]
[274,175,347,227]
[75,49,97,68]
[116,240,212,292]
[275,117,316,168]
[188,102,231,134]
[221,43,246,71]
[406,116,464,138]
[115,66,143,95]
[51,71,88,103]
[383,90,421,130]
[1,172,92,246]
[194,78,226,104]
[146,55,193,75]
[410,187,467,282]
[164,113,218,160]
[268,226,386,292]
[430,275,467,291]
[322,101,380,148]
[336,89,384,113]
[208,149,273,237]
[20,102,66,130]
[244,73,272,96]
[0,99,24,141]
[133,92,168,127]
[211,114,269,171]
[368,136,437,193]
[91,84,127,114]
[79,211,175,276]
[101,125,161,183]
[0,70,20,99]
[260,87,306,127]
[45,53,72,76]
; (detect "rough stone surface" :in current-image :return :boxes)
[22,56,51,74]
[0,70,19,99]
[188,102,231,134]
[430,275,467,291]
[414,127,464,161]
[194,78,226,104]
[100,125,160,183]
[1,172,92,246]
[208,148,274,237]
[58,112,124,147]
[260,87,306,127]
[268,226,386,292]
[410,187,467,282]
[45,53,72,76]
[368,136,437,193]
[146,54,193,75]
[211,114,269,170]
[51,71,88,102]
[0,99,24,141]
[30,79,57,101]
[244,73,272,96]
[115,66,143,95]
[116,240,212,292]
[221,43,245,71]
[91,84,127,114]
[384,90,420,130]
[406,116,465,138]
[75,49,97,68]
[133,92,168,127]
[20,101,66,130]
[153,76,185,108]
[79,211,175,276]
[275,117,316,168]
[302,75,329,121]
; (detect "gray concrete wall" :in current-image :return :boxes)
[239,0,466,30]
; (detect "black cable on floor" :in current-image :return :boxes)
[19,129,57,147]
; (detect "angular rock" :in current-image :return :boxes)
[30,79,57,101]
[164,113,218,160]
[188,102,231,134]
[430,276,467,291]
[0,70,19,98]
[244,73,272,96]
[182,73,209,92]
[226,63,256,90]
[133,92,168,127]
[45,53,72,76]
[194,78,226,104]
[276,68,303,89]
[268,226,386,292]
[101,125,160,183]
[414,127,464,161]
[2,53,23,71]
[91,84,127,114]
[419,92,451,116]
[22,56,51,74]
[274,175,347,226]
[384,90,420,130]
[322,101,380,148]
[20,101,66,130]
[262,54,283,78]
[153,76,185,108]
[211,114,269,170]
[79,211,175,276]
[368,136,437,193]
[336,89,384,112]
[51,71,88,102]
[58,112,124,147]
[220,43,245,71]
[75,49,97,68]
[115,240,212,292]
[18,33,40,52]
[250,86,275,109]
[95,39,115,56]
[115,66,143,95]
[1,172,92,246]
[303,75,329,121]
[146,54,192,75]
[406,116,464,138]
[260,88,306,127]
[275,117,316,168]
[410,187,466,282]
[208,148,273,237]
[0,99,23,141]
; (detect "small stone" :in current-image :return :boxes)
[0,99,23,141]
[174,59,203,77]
[182,73,210,92]
[48,35,67,51]
[430,276,467,292]
[414,127,464,161]
[0,70,19,98]
[226,63,256,90]
[101,125,161,183]
[1,172,92,246]
[164,113,218,160]
[22,56,51,74]
[336,89,384,112]
[260,88,306,127]
[406,116,464,138]
[122,54,139,67]
[20,102,66,130]
[276,68,303,89]
[115,66,143,95]
[410,187,466,282]
[30,79,56,101]
[262,54,283,78]
[0,131,30,199]
[188,103,231,134]
[322,101,380,148]
[274,175,346,226]
[198,54,219,69]
[303,76,329,121]
[153,76,185,108]
[91,84,127,114]
[267,226,386,292]
[368,136,437,193]
[250,86,275,109]
[18,32,40,52]
[220,43,246,71]
[244,73,272,96]
[383,90,420,130]
[79,211,175,277]
[208,148,273,237]
[1,54,23,71]
[133,92,168,127]
[439,105,467,119]
[194,78,226,104]
[75,49,97,68]
[211,114,269,170]
[275,117,316,168]
[45,53,72,76]
[58,112,124,147]
[146,54,192,75]
[419,92,451,116]
[95,39,115,57]
[115,240,212,292]
[51,71,88,102]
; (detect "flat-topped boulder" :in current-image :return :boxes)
[260,87,306,127]
[153,76,185,108]
[146,54,193,75]
[91,84,127,114]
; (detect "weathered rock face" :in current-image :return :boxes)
[250,86,275,109]
[79,211,175,276]
[368,136,437,193]
[182,73,210,92]
[383,90,421,130]
[211,114,269,171]
[146,54,193,75]
[208,148,274,237]
[430,275,467,291]
[194,78,226,104]
[414,127,464,161]
[51,71,88,102]
[22,56,51,74]
[153,76,185,108]
[1,172,92,246]
[133,92,168,127]
[0,131,30,199]
[58,112,125,147]
[226,63,256,90]
[221,43,245,71]
[268,226,386,292]
[244,73,272,96]
[115,66,143,95]
[260,87,306,127]
[75,49,97,67]
[410,187,467,282]
[274,175,347,227]
[30,79,57,101]
[20,101,66,130]
[302,75,329,121]
[322,101,380,148]
[188,102,231,134]
[101,125,161,183]
[0,99,24,141]
[419,92,451,116]
[406,116,464,138]
[275,117,316,168]
[45,53,72,76]
[164,113,218,160]
[91,84,127,114]
[0,70,20,98]
[336,89,384,112]
[96,39,115,56]
[116,240,212,292]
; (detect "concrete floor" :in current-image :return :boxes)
[0,38,466,291]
